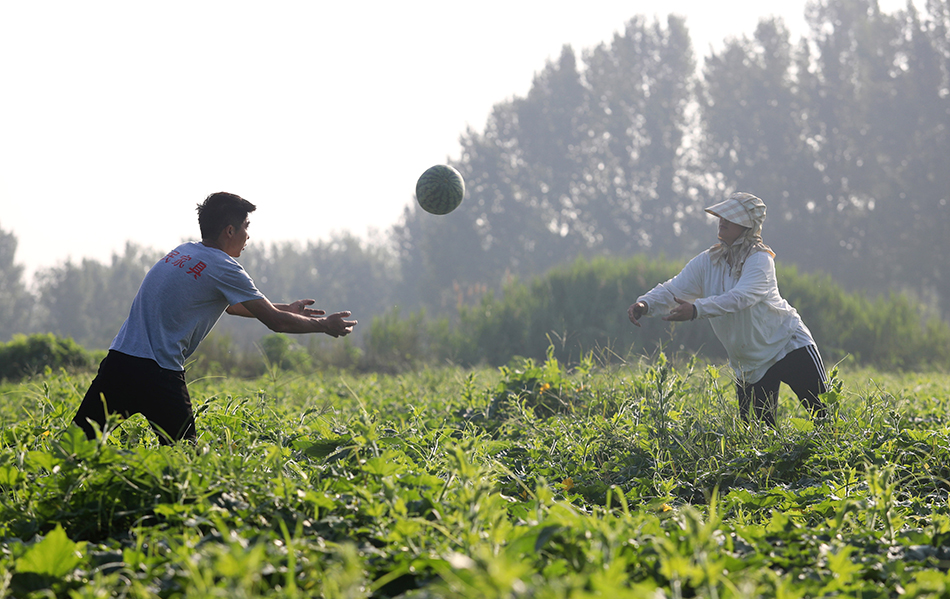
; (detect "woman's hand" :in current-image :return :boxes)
[628,301,648,326]
[662,297,696,322]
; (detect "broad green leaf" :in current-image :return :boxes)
[364,454,402,477]
[0,465,22,486]
[53,425,97,460]
[298,489,336,510]
[788,417,814,433]
[16,525,84,577]
[303,439,349,459]
[505,525,562,557]
[25,450,59,473]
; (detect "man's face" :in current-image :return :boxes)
[225,217,250,257]
[717,217,747,246]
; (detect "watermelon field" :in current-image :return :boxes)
[2,351,950,598]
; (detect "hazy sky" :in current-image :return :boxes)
[0,1,908,280]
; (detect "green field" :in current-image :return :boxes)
[2,353,950,598]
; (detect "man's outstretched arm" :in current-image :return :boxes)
[227,298,356,337]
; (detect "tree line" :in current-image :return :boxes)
[1,0,948,364]
[5,253,947,380]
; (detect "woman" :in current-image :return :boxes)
[627,192,828,426]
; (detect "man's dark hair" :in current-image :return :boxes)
[196,192,257,240]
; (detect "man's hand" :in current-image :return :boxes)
[628,301,648,327]
[237,298,357,336]
[288,300,355,337]
[320,311,357,338]
[662,297,695,322]
[286,299,326,317]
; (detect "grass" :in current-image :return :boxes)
[2,353,950,597]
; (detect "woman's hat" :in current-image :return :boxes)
[705,192,767,230]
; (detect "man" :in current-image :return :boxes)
[627,192,828,426]
[73,192,357,444]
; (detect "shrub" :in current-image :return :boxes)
[189,331,364,378]
[778,266,950,370]
[0,333,94,380]
[451,255,723,367]
[360,307,453,373]
[187,332,269,379]
[258,333,312,371]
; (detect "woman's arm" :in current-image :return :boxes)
[693,251,774,319]
[636,253,708,317]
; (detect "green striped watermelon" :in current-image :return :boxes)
[415,164,465,215]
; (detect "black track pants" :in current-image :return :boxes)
[735,345,828,426]
[73,350,196,445]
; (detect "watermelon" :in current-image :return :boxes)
[415,165,465,215]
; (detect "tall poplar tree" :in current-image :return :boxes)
[0,226,32,342]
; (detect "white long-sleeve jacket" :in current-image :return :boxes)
[637,249,814,384]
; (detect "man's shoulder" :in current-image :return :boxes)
[151,242,254,286]
[159,241,205,262]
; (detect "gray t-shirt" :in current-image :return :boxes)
[110,241,265,371]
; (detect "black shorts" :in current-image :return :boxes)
[73,350,196,445]
[735,344,828,426]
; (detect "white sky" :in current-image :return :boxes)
[0,1,909,280]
